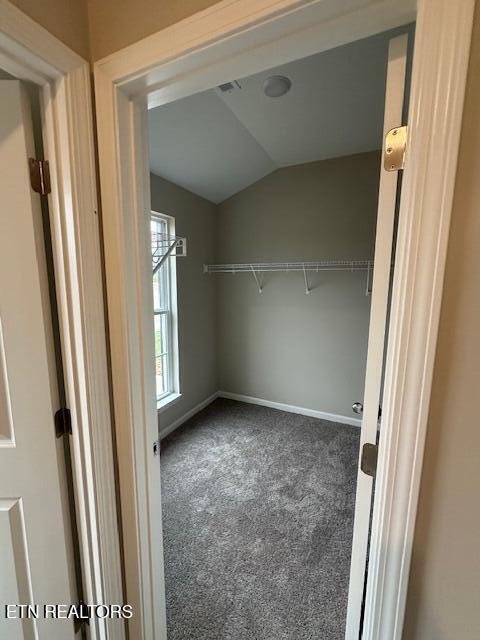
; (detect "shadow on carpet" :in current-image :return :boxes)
[160,398,360,640]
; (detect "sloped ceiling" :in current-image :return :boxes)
[148,25,413,204]
[149,90,276,204]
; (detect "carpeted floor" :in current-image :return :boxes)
[160,398,360,640]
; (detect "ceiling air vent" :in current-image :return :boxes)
[217,80,242,93]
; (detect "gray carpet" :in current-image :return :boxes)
[160,398,360,640]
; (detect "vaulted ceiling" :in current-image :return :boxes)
[148,25,413,204]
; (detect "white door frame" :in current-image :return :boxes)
[94,0,474,639]
[0,2,125,639]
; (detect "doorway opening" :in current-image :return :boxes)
[93,0,474,636]
[147,23,414,639]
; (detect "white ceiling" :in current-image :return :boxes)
[148,25,413,204]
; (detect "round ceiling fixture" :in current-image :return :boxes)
[263,75,292,98]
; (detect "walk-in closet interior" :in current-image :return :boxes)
[148,23,413,640]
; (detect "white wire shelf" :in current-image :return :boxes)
[152,232,187,275]
[204,260,374,295]
[204,260,372,273]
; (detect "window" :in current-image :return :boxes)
[151,213,179,406]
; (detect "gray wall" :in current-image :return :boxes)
[150,173,217,432]
[216,152,380,418]
[152,151,380,428]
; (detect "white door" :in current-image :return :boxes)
[0,81,77,638]
[345,34,408,639]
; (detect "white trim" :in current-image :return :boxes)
[159,390,360,441]
[95,84,167,638]
[93,0,474,638]
[159,392,219,439]
[157,392,182,412]
[363,1,475,638]
[346,33,408,638]
[0,3,124,639]
[151,210,180,399]
[218,392,362,428]
[0,0,81,79]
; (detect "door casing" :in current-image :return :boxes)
[94,0,475,638]
[0,2,124,639]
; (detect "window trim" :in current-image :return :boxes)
[151,210,180,408]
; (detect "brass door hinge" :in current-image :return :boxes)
[384,125,408,171]
[29,157,51,195]
[361,442,378,477]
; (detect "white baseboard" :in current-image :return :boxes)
[217,391,361,427]
[159,392,219,439]
[159,390,361,439]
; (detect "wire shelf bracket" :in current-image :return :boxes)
[250,264,264,293]
[152,233,187,275]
